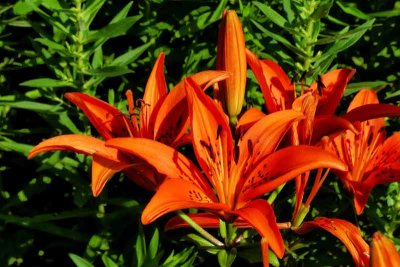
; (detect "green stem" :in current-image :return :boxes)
[73,0,87,92]
[267,183,286,204]
[176,211,224,247]
[292,204,310,229]
[229,116,238,127]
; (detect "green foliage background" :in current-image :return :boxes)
[1,0,399,266]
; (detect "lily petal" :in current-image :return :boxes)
[28,135,131,196]
[164,212,251,231]
[235,110,304,186]
[312,115,358,143]
[217,10,246,117]
[343,103,400,124]
[184,77,234,196]
[141,53,168,136]
[347,131,400,214]
[366,131,400,183]
[296,217,370,267]
[92,154,132,196]
[236,107,266,134]
[246,49,292,113]
[309,68,355,116]
[348,180,374,215]
[65,93,132,140]
[291,92,319,145]
[141,179,227,224]
[239,146,347,202]
[105,137,213,194]
[233,199,284,258]
[28,135,121,161]
[154,70,229,147]
[371,232,400,267]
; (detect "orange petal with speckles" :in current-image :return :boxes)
[184,77,234,192]
[154,70,229,147]
[141,179,226,224]
[239,146,347,202]
[65,93,133,140]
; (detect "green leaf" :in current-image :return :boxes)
[345,81,389,96]
[69,253,94,267]
[251,19,308,57]
[20,78,74,88]
[311,0,333,19]
[0,101,62,113]
[186,233,216,248]
[13,1,36,15]
[111,42,153,66]
[368,9,400,18]
[92,46,103,69]
[313,19,375,70]
[84,15,142,44]
[313,22,376,45]
[217,249,237,267]
[86,66,133,77]
[26,2,69,34]
[282,0,295,23]
[34,37,66,51]
[160,247,197,267]
[58,112,81,134]
[0,137,32,156]
[135,225,146,267]
[208,0,228,23]
[82,0,107,27]
[109,1,133,23]
[101,254,119,267]
[148,228,159,260]
[268,250,280,267]
[253,2,288,29]
[336,1,370,20]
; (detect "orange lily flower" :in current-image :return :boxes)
[296,217,370,267]
[325,89,400,214]
[28,53,229,196]
[106,78,348,265]
[245,49,356,137]
[216,10,246,120]
[370,232,400,267]
[245,50,357,220]
[245,50,400,219]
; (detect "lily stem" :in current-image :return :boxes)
[176,211,224,247]
[292,204,310,229]
[267,183,286,204]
